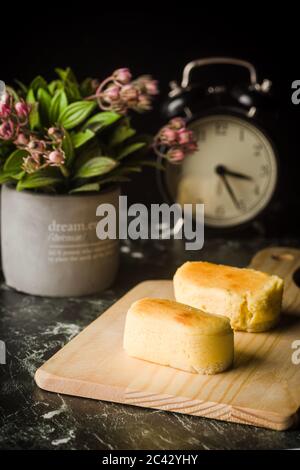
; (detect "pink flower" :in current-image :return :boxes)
[137,94,151,111]
[186,142,198,152]
[144,79,159,96]
[48,127,64,141]
[48,150,65,166]
[113,68,132,84]
[28,139,46,152]
[104,85,120,102]
[153,117,198,164]
[0,120,15,140]
[160,127,177,144]
[120,84,138,102]
[90,69,158,115]
[0,102,11,119]
[168,148,185,162]
[15,101,30,119]
[31,152,41,164]
[14,132,29,146]
[169,117,186,130]
[177,128,193,145]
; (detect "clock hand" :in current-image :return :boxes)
[215,164,253,181]
[219,173,241,210]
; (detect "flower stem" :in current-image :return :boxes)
[60,165,69,178]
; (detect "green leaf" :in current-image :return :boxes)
[58,101,96,130]
[0,142,13,160]
[16,172,63,191]
[109,122,136,146]
[55,68,81,100]
[29,75,48,94]
[82,111,121,132]
[0,172,15,185]
[37,88,52,125]
[55,67,77,84]
[48,80,64,95]
[71,129,95,149]
[138,159,165,170]
[121,166,142,172]
[69,182,101,194]
[74,156,118,179]
[115,166,142,175]
[4,149,28,175]
[62,129,74,163]
[73,138,102,171]
[14,79,28,95]
[65,82,82,101]
[29,103,40,130]
[26,89,40,130]
[117,142,146,160]
[26,88,35,103]
[49,90,68,122]
[96,175,130,185]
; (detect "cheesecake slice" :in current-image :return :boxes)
[174,261,284,332]
[123,298,233,374]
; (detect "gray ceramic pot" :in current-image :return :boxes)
[1,184,120,297]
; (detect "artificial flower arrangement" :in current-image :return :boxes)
[0,67,197,194]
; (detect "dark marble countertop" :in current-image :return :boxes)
[1,236,300,450]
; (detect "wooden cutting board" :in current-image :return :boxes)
[35,247,300,431]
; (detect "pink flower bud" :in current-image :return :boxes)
[48,150,65,166]
[0,120,15,140]
[120,84,138,102]
[186,142,198,152]
[113,68,132,84]
[0,102,11,119]
[28,139,46,152]
[168,148,185,162]
[160,127,177,144]
[144,80,159,95]
[14,132,29,146]
[178,128,193,145]
[104,85,120,101]
[137,94,151,110]
[15,101,30,119]
[48,127,64,140]
[169,117,186,130]
[31,152,41,164]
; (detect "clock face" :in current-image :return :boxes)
[166,115,278,228]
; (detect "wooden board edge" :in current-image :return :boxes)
[249,246,300,268]
[34,367,124,403]
[34,367,299,431]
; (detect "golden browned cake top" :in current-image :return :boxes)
[175,261,272,294]
[129,298,231,335]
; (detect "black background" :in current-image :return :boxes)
[2,10,300,237]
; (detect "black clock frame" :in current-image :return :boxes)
[158,63,282,233]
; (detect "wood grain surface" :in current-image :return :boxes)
[35,247,300,430]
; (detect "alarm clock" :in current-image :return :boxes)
[160,57,279,229]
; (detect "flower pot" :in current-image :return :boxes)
[1,184,120,297]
